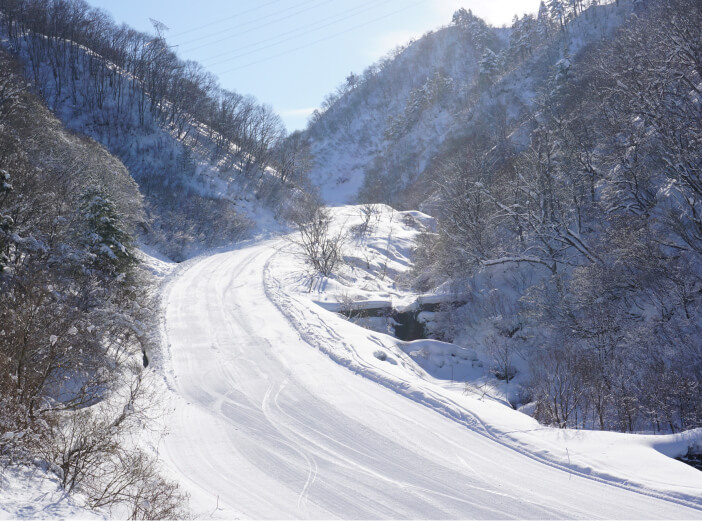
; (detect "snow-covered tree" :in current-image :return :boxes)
[0,169,12,272]
[537,1,551,36]
[451,8,493,49]
[547,0,567,30]
[510,15,536,62]
[289,202,345,277]
[78,187,136,277]
[345,72,359,91]
[479,48,499,86]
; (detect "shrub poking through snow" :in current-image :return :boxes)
[290,202,346,277]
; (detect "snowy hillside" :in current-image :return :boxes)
[0,464,101,520]
[0,3,304,260]
[305,23,488,205]
[305,0,631,208]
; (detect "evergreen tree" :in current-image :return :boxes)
[479,48,499,86]
[537,0,551,36]
[451,8,492,49]
[78,187,136,277]
[547,0,567,30]
[451,7,471,26]
[345,72,359,91]
[551,48,572,100]
[177,146,196,178]
[510,15,536,62]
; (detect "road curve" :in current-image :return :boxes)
[161,240,702,519]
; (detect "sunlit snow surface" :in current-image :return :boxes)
[0,465,102,520]
[158,206,702,519]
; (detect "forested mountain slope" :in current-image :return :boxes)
[304,16,494,204]
[0,1,318,515]
[0,0,305,260]
[305,0,631,208]
[303,0,702,434]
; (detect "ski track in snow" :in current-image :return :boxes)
[160,238,702,520]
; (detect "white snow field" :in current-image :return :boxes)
[161,231,702,518]
[0,465,102,520]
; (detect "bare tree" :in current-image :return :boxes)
[289,202,345,277]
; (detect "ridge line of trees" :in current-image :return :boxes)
[0,0,285,177]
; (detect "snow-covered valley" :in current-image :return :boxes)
[156,207,702,519]
[2,0,702,518]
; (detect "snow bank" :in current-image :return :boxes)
[0,464,101,520]
[265,204,702,510]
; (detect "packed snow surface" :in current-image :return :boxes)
[160,207,702,519]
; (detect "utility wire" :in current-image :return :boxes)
[218,0,425,74]
[202,0,392,67]
[201,0,386,64]
[169,0,284,38]
[174,0,334,50]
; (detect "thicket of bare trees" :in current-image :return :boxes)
[416,0,702,433]
[0,0,300,259]
[0,0,285,166]
[0,49,187,517]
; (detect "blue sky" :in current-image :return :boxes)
[86,0,542,132]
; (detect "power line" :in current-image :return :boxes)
[179,0,333,51]
[202,0,392,67]
[201,0,386,64]
[217,0,425,74]
[168,0,284,38]
[174,0,334,50]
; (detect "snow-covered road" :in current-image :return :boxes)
[161,239,702,519]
